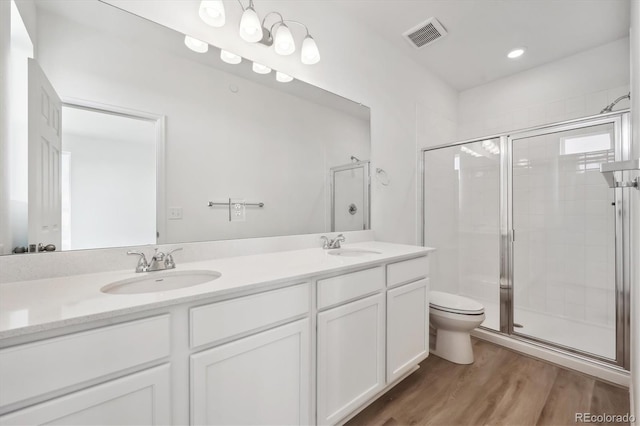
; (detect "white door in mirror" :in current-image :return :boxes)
[28,58,62,250]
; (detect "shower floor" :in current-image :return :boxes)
[465,298,616,360]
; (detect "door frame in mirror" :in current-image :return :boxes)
[60,97,166,245]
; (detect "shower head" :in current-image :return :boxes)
[600,92,630,114]
[350,156,361,163]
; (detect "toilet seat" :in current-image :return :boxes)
[429,291,484,315]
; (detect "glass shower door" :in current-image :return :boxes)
[423,139,502,331]
[510,121,620,360]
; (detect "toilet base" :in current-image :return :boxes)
[431,329,474,364]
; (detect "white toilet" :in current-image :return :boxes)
[429,291,485,365]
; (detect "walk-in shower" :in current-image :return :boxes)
[422,110,633,368]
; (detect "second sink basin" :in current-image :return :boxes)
[101,270,222,295]
[327,248,382,257]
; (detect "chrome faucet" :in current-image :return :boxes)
[127,247,183,272]
[320,234,345,249]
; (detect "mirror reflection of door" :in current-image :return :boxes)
[60,105,157,250]
[331,162,370,232]
[27,58,62,250]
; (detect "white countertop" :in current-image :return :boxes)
[0,242,432,340]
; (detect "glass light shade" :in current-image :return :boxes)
[239,7,263,42]
[276,71,293,83]
[184,35,208,53]
[252,62,271,74]
[199,0,225,27]
[220,50,242,65]
[301,35,320,64]
[274,24,295,55]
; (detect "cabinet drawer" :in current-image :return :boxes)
[190,283,310,348]
[317,267,384,310]
[0,315,170,408]
[386,256,429,287]
[0,365,171,426]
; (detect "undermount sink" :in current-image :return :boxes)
[327,248,382,257]
[101,270,222,295]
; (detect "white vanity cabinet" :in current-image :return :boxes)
[386,257,430,383]
[316,266,386,426]
[316,256,429,425]
[188,283,311,425]
[0,316,171,425]
[0,245,432,426]
[190,319,310,425]
[386,278,429,382]
[0,365,171,426]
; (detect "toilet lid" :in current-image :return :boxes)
[429,291,485,314]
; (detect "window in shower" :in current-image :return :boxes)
[423,139,501,331]
[510,123,617,360]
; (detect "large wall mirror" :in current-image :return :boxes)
[1,0,371,255]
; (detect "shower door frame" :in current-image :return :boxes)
[420,110,631,370]
[330,161,371,232]
[504,111,631,369]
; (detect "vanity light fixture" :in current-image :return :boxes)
[199,0,226,27]
[274,23,295,55]
[220,49,242,64]
[252,62,272,74]
[239,2,263,42]
[184,35,209,53]
[196,0,320,65]
[507,47,525,59]
[276,71,293,83]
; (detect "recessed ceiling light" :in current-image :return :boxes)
[507,48,525,59]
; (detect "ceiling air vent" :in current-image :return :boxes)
[403,17,447,49]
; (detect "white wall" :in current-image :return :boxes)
[62,131,156,250]
[34,7,370,244]
[630,0,639,419]
[458,38,630,140]
[102,0,459,246]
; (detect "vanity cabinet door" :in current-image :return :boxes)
[386,278,429,383]
[0,365,171,425]
[316,293,385,425]
[190,319,310,425]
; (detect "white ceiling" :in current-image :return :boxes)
[333,0,630,90]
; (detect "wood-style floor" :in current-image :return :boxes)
[347,339,630,426]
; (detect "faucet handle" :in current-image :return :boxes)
[333,234,345,248]
[320,236,330,249]
[127,250,149,272]
[166,247,183,257]
[164,247,183,269]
